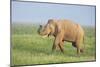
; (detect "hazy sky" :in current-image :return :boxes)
[12,1,95,26]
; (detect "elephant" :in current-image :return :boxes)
[38,19,85,55]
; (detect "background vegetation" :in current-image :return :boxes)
[11,23,96,66]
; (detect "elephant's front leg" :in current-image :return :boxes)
[52,38,59,51]
[58,41,64,53]
[52,33,64,53]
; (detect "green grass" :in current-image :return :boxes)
[11,23,96,66]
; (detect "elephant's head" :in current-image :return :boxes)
[38,19,56,37]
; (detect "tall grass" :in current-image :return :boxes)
[11,23,96,66]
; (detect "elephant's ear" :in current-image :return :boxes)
[55,23,61,33]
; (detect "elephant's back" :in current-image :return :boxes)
[57,19,84,42]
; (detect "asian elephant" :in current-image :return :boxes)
[38,19,85,55]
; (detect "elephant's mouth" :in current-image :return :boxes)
[39,30,52,38]
[40,32,51,38]
[39,32,48,38]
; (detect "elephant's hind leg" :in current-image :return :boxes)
[76,41,81,55]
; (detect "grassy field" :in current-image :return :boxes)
[11,23,96,66]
